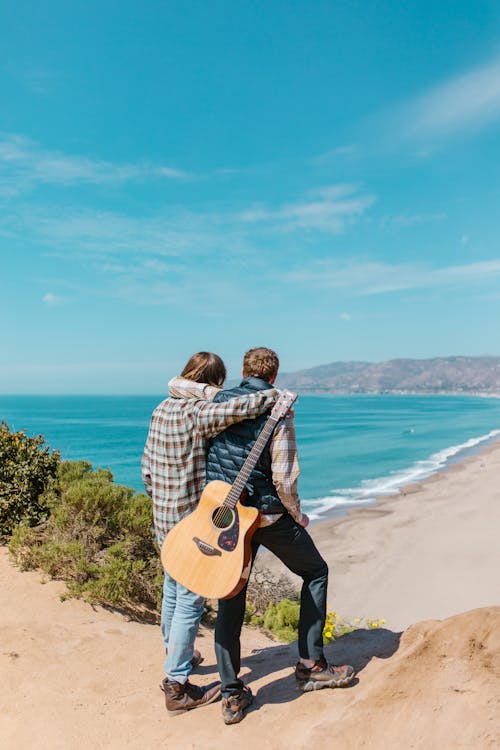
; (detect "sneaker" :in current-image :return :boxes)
[295,658,355,692]
[221,686,253,725]
[161,678,221,716]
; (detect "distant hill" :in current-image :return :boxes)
[276,356,500,395]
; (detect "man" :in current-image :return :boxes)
[142,351,277,716]
[206,347,355,724]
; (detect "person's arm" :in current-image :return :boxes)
[168,376,221,401]
[270,414,308,526]
[194,389,278,439]
[141,433,153,497]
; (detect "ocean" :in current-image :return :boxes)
[2,394,500,521]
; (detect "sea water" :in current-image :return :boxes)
[1,394,499,521]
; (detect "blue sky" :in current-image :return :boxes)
[2,1,500,393]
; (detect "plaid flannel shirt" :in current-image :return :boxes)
[165,377,302,526]
[142,387,277,545]
[268,413,302,523]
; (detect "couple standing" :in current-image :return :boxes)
[142,347,354,725]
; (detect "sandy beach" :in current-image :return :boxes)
[269,438,500,631]
[1,442,499,749]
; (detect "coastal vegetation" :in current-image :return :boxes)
[244,571,386,644]
[0,421,59,537]
[8,455,163,619]
[2,422,381,642]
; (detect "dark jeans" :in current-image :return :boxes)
[214,513,329,697]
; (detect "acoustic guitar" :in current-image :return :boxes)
[161,390,297,599]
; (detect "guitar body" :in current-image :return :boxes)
[161,480,260,599]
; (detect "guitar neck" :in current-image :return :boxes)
[224,416,279,508]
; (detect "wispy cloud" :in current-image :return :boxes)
[19,68,55,96]
[286,258,500,295]
[380,212,447,229]
[42,292,63,307]
[18,206,249,260]
[238,184,374,232]
[0,149,375,307]
[4,182,374,269]
[5,62,60,96]
[397,55,500,139]
[0,133,192,194]
[1,202,261,306]
[309,144,358,164]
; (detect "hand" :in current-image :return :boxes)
[298,512,309,528]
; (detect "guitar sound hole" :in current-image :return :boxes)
[212,507,234,529]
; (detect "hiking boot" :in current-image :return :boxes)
[165,648,204,669]
[221,686,253,725]
[295,658,355,692]
[161,678,221,716]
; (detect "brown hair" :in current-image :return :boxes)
[242,347,279,382]
[181,352,227,387]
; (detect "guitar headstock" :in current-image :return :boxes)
[270,389,298,421]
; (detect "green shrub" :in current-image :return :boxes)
[263,599,301,643]
[0,422,60,537]
[9,459,163,619]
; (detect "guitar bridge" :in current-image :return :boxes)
[193,536,222,557]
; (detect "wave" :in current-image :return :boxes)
[304,428,500,521]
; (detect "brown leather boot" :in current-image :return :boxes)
[161,678,221,716]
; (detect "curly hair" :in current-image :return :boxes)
[242,347,279,382]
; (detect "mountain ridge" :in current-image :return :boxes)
[276,355,500,394]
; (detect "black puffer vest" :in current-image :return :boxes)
[206,377,287,514]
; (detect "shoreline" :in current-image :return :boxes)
[317,431,500,526]
[310,429,500,524]
[260,435,500,631]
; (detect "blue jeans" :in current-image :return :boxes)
[161,572,205,684]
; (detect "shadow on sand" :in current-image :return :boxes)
[237,627,402,710]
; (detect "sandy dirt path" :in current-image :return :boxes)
[1,443,499,748]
